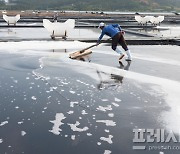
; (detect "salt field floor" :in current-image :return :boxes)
[0,40,180,154]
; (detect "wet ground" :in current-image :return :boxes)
[0,38,180,154]
[0,22,180,42]
[0,26,130,41]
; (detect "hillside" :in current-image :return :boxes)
[1,0,180,11]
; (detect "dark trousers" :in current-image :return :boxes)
[112,32,128,51]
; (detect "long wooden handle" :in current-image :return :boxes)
[79,38,111,53]
[70,38,111,57]
[79,44,97,53]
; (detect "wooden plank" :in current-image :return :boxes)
[69,49,92,59]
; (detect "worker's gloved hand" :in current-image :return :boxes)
[121,30,125,35]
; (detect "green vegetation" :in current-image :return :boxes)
[2,0,180,11]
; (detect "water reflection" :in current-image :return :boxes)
[74,54,131,90]
[97,61,131,90]
[52,49,67,52]
[75,55,91,62]
[119,61,131,71]
[138,26,180,38]
[7,29,16,34]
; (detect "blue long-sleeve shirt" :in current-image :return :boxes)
[98,24,122,42]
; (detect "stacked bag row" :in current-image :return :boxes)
[135,15,164,25]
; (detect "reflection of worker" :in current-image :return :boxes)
[97,61,131,90]
[119,61,131,71]
[53,13,58,22]
[97,22,132,61]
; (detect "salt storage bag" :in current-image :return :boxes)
[43,19,75,40]
[3,14,20,26]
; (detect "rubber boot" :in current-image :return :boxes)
[115,48,125,61]
[125,50,132,61]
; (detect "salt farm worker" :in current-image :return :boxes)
[53,13,58,22]
[97,22,132,61]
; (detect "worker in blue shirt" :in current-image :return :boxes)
[97,22,132,61]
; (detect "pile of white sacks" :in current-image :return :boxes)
[135,15,164,25]
[3,14,20,25]
[1,14,75,40]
